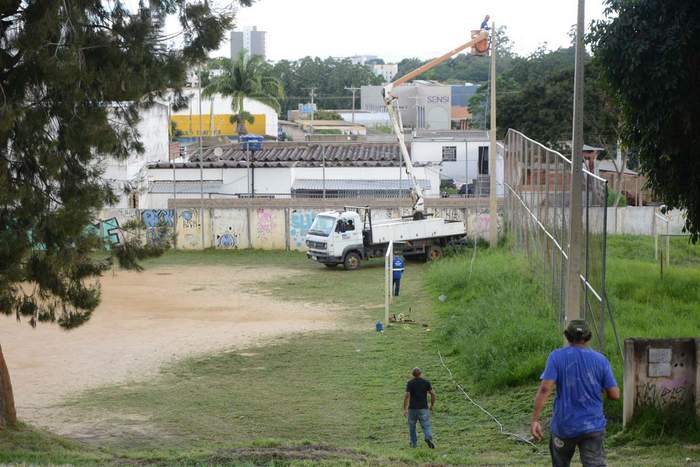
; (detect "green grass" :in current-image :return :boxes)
[2,238,699,465]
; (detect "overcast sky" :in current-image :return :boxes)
[212,0,609,61]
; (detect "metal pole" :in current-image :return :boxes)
[345,86,360,123]
[198,67,205,248]
[566,0,586,322]
[250,149,255,198]
[488,22,498,247]
[322,145,326,199]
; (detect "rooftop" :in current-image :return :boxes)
[149,142,428,169]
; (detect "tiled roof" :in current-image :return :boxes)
[148,142,419,169]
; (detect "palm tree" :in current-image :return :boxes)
[203,51,284,135]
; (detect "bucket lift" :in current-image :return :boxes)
[383,29,490,218]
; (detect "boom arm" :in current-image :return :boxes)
[383,30,489,217]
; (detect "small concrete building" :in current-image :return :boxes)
[411,130,504,196]
[144,142,441,209]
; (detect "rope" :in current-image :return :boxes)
[437,350,539,451]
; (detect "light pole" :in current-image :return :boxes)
[566,0,586,322]
[198,67,204,248]
[488,21,498,247]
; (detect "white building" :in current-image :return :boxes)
[411,130,504,197]
[231,26,266,59]
[102,102,170,208]
[143,142,441,209]
[372,63,399,83]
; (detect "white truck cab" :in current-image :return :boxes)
[305,210,364,270]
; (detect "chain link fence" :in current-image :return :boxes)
[504,129,619,353]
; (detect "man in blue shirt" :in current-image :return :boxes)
[531,320,620,467]
[392,256,405,296]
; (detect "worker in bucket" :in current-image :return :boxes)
[531,320,620,467]
[480,14,491,31]
[403,367,436,449]
[392,255,405,296]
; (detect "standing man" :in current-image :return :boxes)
[392,255,405,296]
[480,14,491,31]
[403,367,436,449]
[531,320,620,467]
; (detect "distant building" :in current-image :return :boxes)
[348,55,379,66]
[372,64,398,83]
[231,26,266,59]
[362,82,452,130]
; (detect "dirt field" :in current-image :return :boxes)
[0,264,337,433]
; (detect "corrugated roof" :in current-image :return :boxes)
[292,179,431,191]
[148,142,420,169]
[149,180,223,194]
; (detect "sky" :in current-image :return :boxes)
[212,0,609,62]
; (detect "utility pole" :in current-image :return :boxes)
[566,0,586,322]
[488,21,498,247]
[198,67,205,249]
[345,86,360,123]
[303,87,317,137]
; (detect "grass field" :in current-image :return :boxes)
[1,237,699,465]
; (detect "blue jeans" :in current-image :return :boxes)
[393,277,401,296]
[550,431,606,467]
[407,409,432,447]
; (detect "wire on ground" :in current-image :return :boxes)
[437,350,539,451]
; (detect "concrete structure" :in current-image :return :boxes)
[411,130,504,196]
[623,338,700,426]
[372,63,399,83]
[362,82,452,130]
[144,142,442,209]
[231,26,266,59]
[102,102,170,208]
[171,88,279,139]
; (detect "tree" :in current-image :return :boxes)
[204,51,284,134]
[0,0,241,428]
[591,0,700,239]
[270,57,383,115]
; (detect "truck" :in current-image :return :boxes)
[305,29,490,271]
[305,207,467,270]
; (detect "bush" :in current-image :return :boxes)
[427,249,560,390]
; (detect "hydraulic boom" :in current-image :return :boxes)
[383,30,489,218]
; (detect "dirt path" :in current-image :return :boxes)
[0,264,336,431]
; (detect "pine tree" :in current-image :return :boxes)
[0,0,248,428]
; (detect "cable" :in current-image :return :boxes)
[437,350,540,451]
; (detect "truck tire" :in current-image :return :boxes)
[427,245,443,262]
[325,263,338,269]
[343,252,361,271]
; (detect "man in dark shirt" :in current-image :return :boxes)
[481,14,491,31]
[403,367,436,448]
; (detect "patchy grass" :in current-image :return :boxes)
[2,241,699,465]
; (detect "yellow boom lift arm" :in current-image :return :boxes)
[383,30,489,217]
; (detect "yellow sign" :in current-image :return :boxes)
[171,114,267,137]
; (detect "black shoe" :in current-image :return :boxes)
[425,439,435,449]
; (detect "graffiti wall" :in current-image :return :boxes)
[142,209,176,245]
[176,208,211,250]
[251,208,286,250]
[212,209,249,249]
[289,209,316,251]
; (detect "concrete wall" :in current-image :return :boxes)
[98,198,504,252]
[588,207,686,235]
[623,338,700,426]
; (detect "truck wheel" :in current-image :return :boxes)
[325,263,338,269]
[427,245,443,262]
[343,252,361,271]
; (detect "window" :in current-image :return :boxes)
[478,146,489,175]
[128,192,139,209]
[442,146,457,162]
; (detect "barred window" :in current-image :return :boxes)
[442,146,457,162]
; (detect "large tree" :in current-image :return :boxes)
[591,0,700,239]
[0,0,245,427]
[204,51,284,134]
